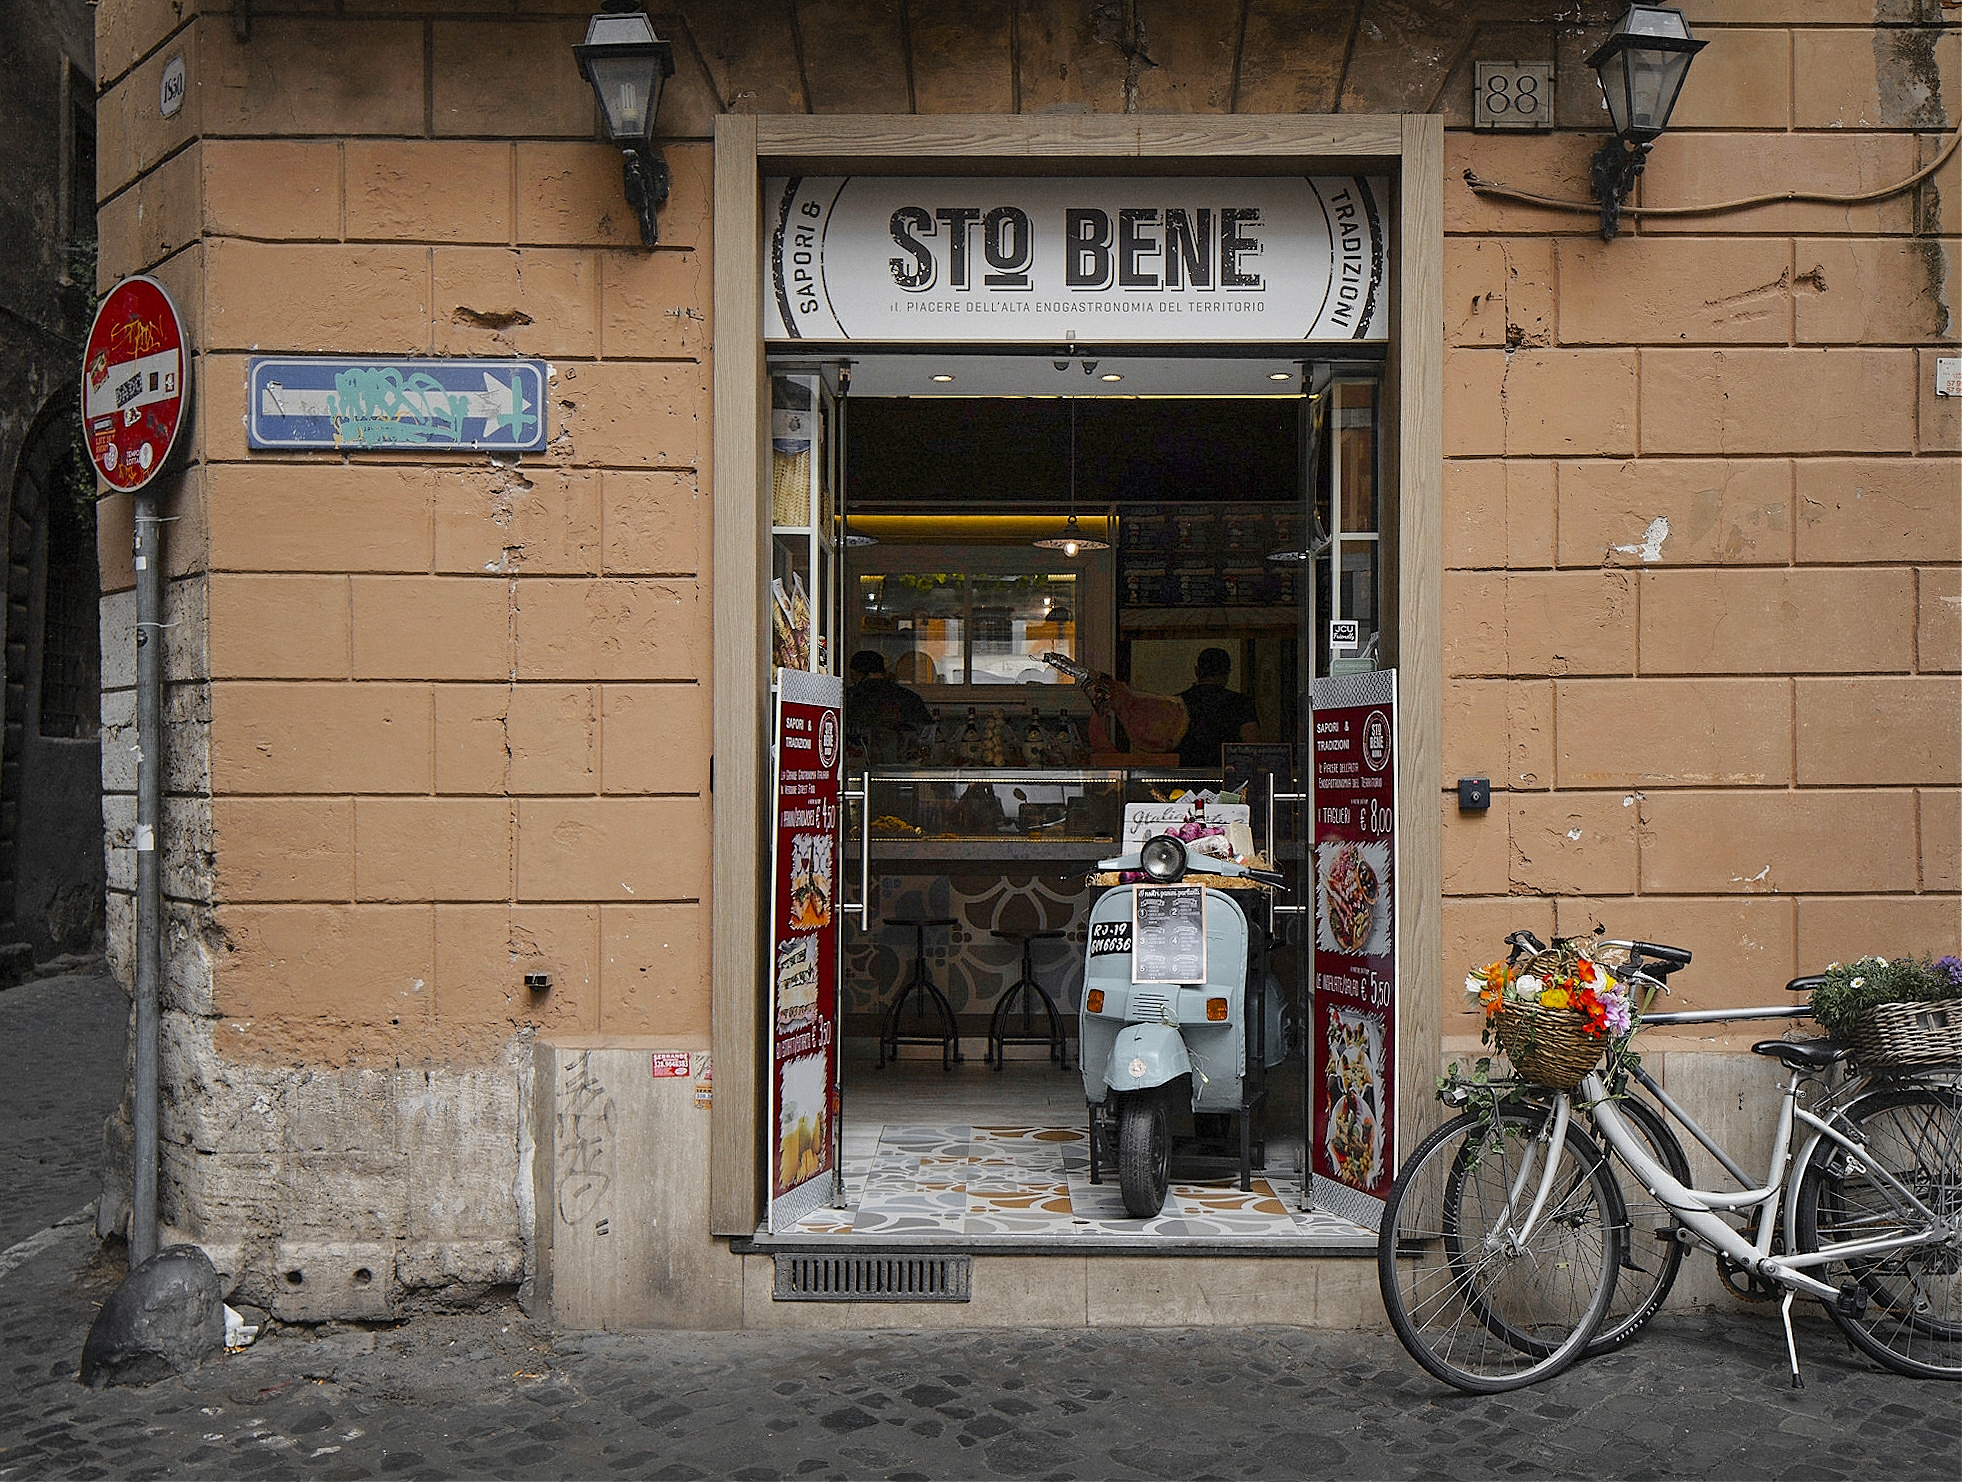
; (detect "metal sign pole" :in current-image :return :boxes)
[130,494,163,1265]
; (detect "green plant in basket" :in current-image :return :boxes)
[1809,954,1962,1039]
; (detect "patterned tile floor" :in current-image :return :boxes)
[789,1119,1372,1243]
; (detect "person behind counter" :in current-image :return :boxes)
[846,649,934,763]
[1176,647,1260,769]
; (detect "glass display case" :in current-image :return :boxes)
[845,766,1300,863]
[860,769,1126,853]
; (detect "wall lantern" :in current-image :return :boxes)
[574,3,676,247]
[1585,4,1705,240]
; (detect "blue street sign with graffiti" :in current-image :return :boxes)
[246,357,550,452]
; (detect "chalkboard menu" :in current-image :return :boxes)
[1120,503,1303,609]
[1133,884,1207,985]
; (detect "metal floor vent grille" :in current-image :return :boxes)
[772,1252,972,1303]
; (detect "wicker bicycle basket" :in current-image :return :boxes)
[1495,1001,1606,1091]
[1847,999,1962,1069]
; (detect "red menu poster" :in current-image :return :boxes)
[767,669,844,1231]
[1308,669,1399,1226]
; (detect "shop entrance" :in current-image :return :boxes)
[764,352,1386,1246]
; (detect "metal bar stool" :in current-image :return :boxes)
[879,918,961,1070]
[986,928,1069,1071]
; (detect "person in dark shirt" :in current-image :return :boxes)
[1176,647,1260,769]
[846,650,934,762]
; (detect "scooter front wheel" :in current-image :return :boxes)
[1118,1091,1171,1219]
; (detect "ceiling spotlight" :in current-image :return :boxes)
[1268,372,1292,382]
[1100,373,1123,383]
[931,373,955,383]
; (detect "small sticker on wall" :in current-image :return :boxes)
[1937,358,1961,398]
[651,1051,690,1078]
[693,1054,713,1109]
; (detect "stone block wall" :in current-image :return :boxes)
[93,0,715,1309]
[1438,3,1959,1034]
[89,0,1957,1319]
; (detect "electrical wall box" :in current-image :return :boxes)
[1457,777,1492,812]
[1474,62,1554,131]
[524,972,552,992]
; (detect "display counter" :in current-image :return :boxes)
[851,766,1235,854]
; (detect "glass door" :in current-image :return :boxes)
[767,365,850,1227]
[1303,365,1384,680]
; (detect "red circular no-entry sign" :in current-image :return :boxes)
[80,275,188,495]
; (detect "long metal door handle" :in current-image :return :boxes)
[842,772,870,921]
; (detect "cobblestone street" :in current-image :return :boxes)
[0,966,124,1252]
[2,967,1957,1480]
[3,1221,1959,1478]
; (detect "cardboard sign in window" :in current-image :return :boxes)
[1132,884,1206,985]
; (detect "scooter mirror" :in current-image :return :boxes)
[1139,834,1188,882]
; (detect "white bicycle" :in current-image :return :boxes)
[1378,935,1962,1392]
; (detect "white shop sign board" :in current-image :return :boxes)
[764,176,1390,344]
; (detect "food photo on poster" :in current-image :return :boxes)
[1324,1006,1386,1190]
[776,1053,830,1195]
[1316,837,1391,958]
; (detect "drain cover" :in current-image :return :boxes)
[772,1252,972,1303]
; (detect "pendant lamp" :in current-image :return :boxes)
[1032,399,1110,556]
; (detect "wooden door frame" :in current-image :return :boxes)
[712,113,1443,1235]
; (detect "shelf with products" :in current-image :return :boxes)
[769,366,844,679]
[849,698,1098,772]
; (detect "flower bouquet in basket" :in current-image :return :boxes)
[1466,936,1637,1091]
[1810,955,1962,1069]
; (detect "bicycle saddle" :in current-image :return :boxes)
[1751,1038,1851,1071]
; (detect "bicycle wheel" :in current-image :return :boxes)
[1587,1091,1690,1356]
[1378,1107,1623,1393]
[1795,1084,1962,1379]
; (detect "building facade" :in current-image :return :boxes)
[91,0,1957,1327]
[3,0,105,974]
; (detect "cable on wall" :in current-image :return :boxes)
[1464,126,1960,220]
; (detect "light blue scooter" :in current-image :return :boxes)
[1081,834,1287,1218]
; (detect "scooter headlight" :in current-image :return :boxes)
[1139,834,1187,882]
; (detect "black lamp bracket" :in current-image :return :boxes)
[620,145,671,248]
[1590,136,1650,242]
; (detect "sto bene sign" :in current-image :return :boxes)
[765,176,1389,344]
